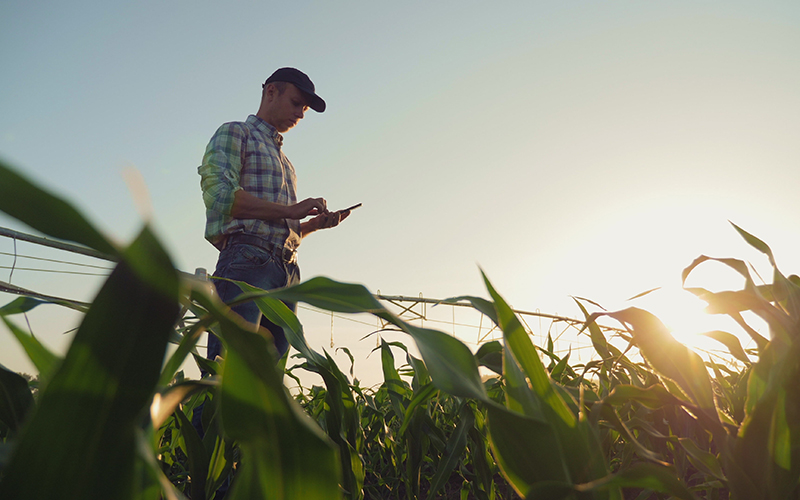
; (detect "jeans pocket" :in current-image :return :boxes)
[226,244,275,271]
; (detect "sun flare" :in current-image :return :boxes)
[634,286,759,358]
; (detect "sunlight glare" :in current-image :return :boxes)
[642,287,721,352]
[633,286,762,364]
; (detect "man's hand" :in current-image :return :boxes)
[300,208,351,237]
[288,197,328,219]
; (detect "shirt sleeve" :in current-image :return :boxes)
[198,122,247,217]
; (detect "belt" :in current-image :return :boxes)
[222,233,297,264]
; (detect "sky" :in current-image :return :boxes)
[2,1,800,386]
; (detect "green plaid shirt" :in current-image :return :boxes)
[198,115,301,251]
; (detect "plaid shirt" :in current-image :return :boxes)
[198,114,301,251]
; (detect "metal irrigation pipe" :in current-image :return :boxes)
[0,226,115,262]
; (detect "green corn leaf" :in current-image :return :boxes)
[683,254,794,340]
[598,404,668,466]
[699,330,751,364]
[0,159,117,256]
[381,339,409,421]
[626,417,670,440]
[486,403,571,496]
[730,222,776,267]
[261,276,384,314]
[697,289,792,336]
[175,408,209,500]
[682,255,754,290]
[426,403,474,500]
[225,279,327,366]
[0,317,61,385]
[601,308,719,420]
[503,343,545,419]
[135,428,188,500]
[398,383,438,436]
[0,227,179,500]
[485,272,613,490]
[0,295,88,315]
[0,364,35,434]
[157,318,211,387]
[550,349,571,381]
[677,437,726,481]
[524,463,698,500]
[407,352,431,388]
[404,322,488,400]
[442,295,499,325]
[574,299,611,361]
[339,346,357,378]
[731,336,800,499]
[269,277,489,402]
[482,271,575,426]
[603,384,685,409]
[223,278,366,498]
[475,340,503,375]
[211,301,341,500]
[205,429,234,499]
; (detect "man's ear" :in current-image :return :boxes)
[263,83,277,102]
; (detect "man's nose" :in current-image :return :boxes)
[296,108,305,119]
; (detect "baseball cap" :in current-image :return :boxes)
[263,67,326,113]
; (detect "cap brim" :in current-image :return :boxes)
[303,91,326,113]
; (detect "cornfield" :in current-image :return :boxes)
[1,158,799,500]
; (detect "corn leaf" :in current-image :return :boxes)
[201,292,341,500]
[699,330,751,364]
[0,364,35,434]
[524,463,699,500]
[482,271,574,426]
[486,403,570,496]
[0,227,179,500]
[602,308,718,420]
[0,317,61,384]
[426,403,474,500]
[263,277,490,401]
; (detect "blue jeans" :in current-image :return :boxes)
[207,241,300,361]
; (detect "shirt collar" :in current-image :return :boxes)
[247,114,283,147]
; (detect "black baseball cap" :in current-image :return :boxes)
[263,67,326,113]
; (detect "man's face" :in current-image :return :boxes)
[265,83,310,133]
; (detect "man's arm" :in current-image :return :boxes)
[231,189,327,221]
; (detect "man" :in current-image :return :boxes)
[198,67,349,361]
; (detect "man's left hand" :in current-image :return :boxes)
[313,209,351,230]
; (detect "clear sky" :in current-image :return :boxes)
[2,1,800,385]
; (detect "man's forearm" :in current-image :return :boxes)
[231,189,291,221]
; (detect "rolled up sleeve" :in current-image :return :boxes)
[198,123,246,217]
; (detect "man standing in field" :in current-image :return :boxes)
[198,67,350,361]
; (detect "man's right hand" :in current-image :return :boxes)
[289,197,328,219]
[232,190,328,222]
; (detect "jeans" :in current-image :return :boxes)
[207,241,300,361]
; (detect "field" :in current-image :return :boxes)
[2,158,800,500]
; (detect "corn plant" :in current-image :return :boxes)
[3,155,799,500]
[578,223,800,500]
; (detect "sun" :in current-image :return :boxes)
[632,286,759,359]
